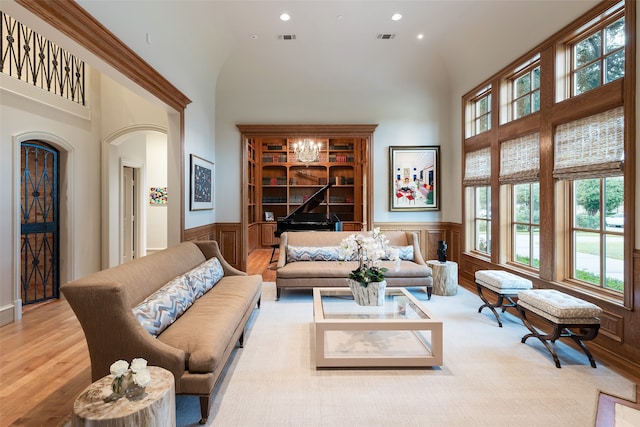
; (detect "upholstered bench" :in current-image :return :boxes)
[516,289,602,368]
[475,270,533,327]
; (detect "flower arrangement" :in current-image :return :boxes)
[340,227,400,287]
[109,357,152,399]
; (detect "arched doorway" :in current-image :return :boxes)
[103,126,168,268]
[20,141,59,305]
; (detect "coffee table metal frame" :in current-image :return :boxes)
[313,287,443,368]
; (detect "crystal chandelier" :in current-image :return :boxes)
[293,138,321,164]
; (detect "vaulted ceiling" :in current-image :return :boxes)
[75,0,600,103]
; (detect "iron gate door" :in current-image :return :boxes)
[20,141,59,305]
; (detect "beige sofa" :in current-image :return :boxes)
[275,231,433,300]
[61,241,262,424]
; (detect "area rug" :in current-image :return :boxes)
[176,283,635,426]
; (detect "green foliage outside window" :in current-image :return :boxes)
[574,17,625,96]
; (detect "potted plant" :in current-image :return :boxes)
[340,228,400,305]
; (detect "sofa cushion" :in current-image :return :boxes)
[287,246,347,261]
[132,275,196,337]
[395,245,414,260]
[383,245,413,260]
[276,260,430,279]
[157,274,262,373]
[186,257,225,298]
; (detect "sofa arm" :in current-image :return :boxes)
[193,240,247,277]
[62,282,186,384]
[276,232,289,269]
[406,232,427,265]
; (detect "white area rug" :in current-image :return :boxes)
[176,283,635,426]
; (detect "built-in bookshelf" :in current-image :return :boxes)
[252,137,364,246]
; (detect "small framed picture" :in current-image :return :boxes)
[190,154,214,210]
[264,211,275,222]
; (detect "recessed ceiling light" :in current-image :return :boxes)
[391,13,402,21]
[280,13,291,21]
[417,34,424,40]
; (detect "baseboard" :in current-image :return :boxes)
[0,301,18,326]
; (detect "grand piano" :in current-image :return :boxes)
[275,179,342,237]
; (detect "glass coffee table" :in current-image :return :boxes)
[313,287,443,368]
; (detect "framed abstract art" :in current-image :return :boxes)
[389,146,440,211]
[190,154,214,210]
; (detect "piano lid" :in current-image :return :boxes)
[282,178,334,219]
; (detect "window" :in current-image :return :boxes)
[461,1,632,307]
[555,107,625,295]
[511,63,540,120]
[571,177,624,292]
[468,88,492,136]
[474,186,491,254]
[512,183,540,268]
[572,15,625,96]
[464,147,491,255]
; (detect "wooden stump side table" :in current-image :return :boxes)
[72,366,175,427]
[426,260,459,296]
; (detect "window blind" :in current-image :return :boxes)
[463,147,491,186]
[553,107,624,180]
[499,132,540,184]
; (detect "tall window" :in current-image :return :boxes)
[511,62,540,120]
[572,13,625,96]
[555,107,625,294]
[500,132,541,268]
[513,183,540,268]
[571,177,624,291]
[474,187,491,254]
[464,147,492,255]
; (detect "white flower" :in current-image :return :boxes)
[110,360,129,378]
[132,367,151,387]
[130,358,148,373]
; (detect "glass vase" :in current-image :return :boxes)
[125,382,146,399]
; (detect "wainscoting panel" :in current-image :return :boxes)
[216,224,241,268]
[183,223,216,242]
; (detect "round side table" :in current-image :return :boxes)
[72,366,175,427]
[426,260,459,296]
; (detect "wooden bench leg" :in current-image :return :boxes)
[476,283,517,327]
[476,283,504,327]
[517,305,600,368]
[517,305,563,368]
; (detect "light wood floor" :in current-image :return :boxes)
[1,247,636,426]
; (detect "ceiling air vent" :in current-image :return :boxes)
[376,34,396,40]
[278,34,297,40]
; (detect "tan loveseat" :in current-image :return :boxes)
[275,231,433,300]
[61,241,262,424]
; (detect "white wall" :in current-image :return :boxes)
[214,43,455,225]
[146,133,168,252]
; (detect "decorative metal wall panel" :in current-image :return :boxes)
[1,11,85,105]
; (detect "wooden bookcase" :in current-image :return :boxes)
[254,137,364,246]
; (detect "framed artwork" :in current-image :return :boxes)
[264,211,275,221]
[389,146,440,211]
[190,154,214,210]
[149,187,167,205]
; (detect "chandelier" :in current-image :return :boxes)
[293,138,321,164]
